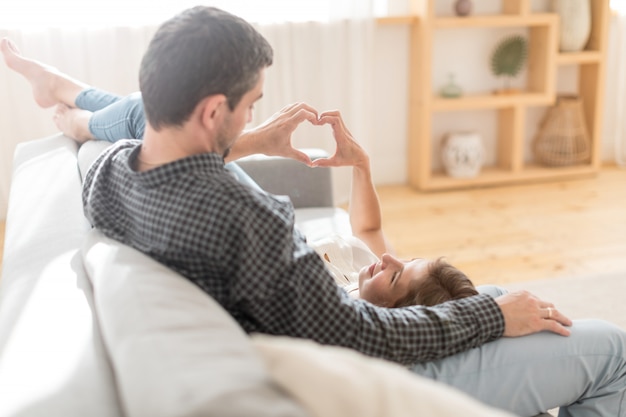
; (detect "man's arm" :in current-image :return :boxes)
[222,110,572,364]
[227,194,505,365]
[226,102,319,164]
[215,172,570,366]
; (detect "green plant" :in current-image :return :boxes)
[490,35,528,90]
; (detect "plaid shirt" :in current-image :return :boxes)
[83,140,504,365]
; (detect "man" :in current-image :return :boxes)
[83,6,626,416]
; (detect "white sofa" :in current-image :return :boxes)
[0,134,517,417]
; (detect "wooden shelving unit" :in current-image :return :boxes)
[379,0,610,191]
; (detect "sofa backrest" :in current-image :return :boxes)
[0,134,123,417]
[235,149,334,208]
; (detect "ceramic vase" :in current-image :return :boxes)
[551,0,591,52]
[440,73,463,98]
[454,0,472,17]
[441,131,484,178]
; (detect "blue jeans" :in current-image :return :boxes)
[414,285,626,417]
[75,88,146,141]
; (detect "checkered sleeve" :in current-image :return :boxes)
[222,193,504,366]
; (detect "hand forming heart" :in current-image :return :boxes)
[313,110,369,170]
[240,102,369,170]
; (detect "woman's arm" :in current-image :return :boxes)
[313,111,389,258]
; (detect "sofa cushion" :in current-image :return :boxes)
[82,230,309,417]
[253,335,517,417]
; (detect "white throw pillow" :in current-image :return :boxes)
[82,230,308,417]
[252,335,517,417]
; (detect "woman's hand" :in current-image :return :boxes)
[312,110,369,170]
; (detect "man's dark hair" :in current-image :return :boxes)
[139,6,273,130]
[392,258,478,308]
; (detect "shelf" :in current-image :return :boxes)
[433,13,556,28]
[432,92,553,111]
[376,13,558,29]
[376,16,417,25]
[426,164,597,191]
[556,50,602,65]
[399,0,609,191]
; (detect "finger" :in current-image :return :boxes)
[318,112,353,136]
[538,300,556,309]
[279,103,297,112]
[284,103,319,119]
[317,114,340,126]
[543,320,572,337]
[318,115,347,135]
[311,157,337,168]
[548,308,573,327]
[318,110,344,122]
[279,102,304,113]
[543,307,553,320]
[319,110,341,118]
[289,108,319,126]
[285,148,313,166]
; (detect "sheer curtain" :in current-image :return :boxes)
[605,6,626,167]
[0,25,157,221]
[0,1,376,219]
[254,16,375,205]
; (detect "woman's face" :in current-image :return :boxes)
[358,254,431,307]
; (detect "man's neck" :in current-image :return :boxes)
[136,125,216,172]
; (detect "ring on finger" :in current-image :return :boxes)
[547,307,553,319]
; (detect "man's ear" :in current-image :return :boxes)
[198,94,228,131]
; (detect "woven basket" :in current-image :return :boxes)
[532,95,591,166]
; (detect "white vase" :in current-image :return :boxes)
[441,131,484,178]
[552,0,591,52]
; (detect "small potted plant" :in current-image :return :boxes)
[490,35,528,94]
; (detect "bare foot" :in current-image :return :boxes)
[1,38,88,108]
[53,104,95,143]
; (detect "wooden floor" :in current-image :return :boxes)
[376,166,626,286]
[0,167,625,286]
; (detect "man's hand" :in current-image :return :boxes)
[495,290,572,337]
[312,110,369,169]
[229,102,319,165]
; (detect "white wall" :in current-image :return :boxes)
[370,24,411,185]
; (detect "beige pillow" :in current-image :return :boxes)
[252,335,517,417]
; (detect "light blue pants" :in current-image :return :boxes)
[75,88,146,141]
[412,285,626,417]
